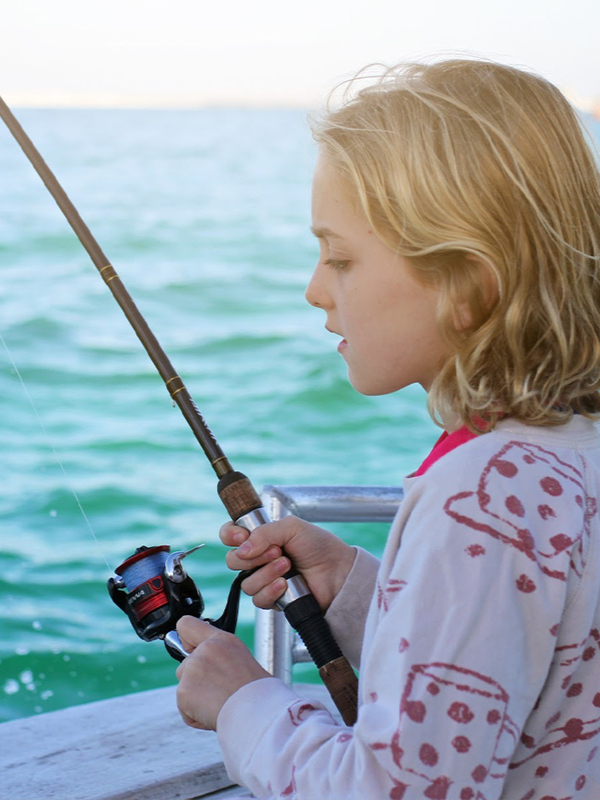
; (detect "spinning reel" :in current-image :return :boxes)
[107,544,248,662]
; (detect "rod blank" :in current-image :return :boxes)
[0,96,231,476]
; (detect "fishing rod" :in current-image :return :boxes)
[0,96,358,726]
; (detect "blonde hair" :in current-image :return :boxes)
[311,59,600,432]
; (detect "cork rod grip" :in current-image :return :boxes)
[319,658,359,726]
[217,471,263,521]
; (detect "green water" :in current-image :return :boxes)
[2,108,597,723]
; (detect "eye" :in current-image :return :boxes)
[324,258,350,271]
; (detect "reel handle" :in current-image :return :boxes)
[217,470,359,726]
[164,630,191,662]
[162,568,249,661]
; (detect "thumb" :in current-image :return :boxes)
[176,616,216,652]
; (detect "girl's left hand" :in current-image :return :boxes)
[175,615,271,731]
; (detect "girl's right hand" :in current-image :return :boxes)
[220,516,356,613]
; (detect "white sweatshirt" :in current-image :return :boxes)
[217,417,600,799]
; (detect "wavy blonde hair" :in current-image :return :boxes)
[311,59,600,431]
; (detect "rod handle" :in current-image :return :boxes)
[284,595,358,726]
[319,658,359,727]
[227,483,359,726]
[217,471,263,521]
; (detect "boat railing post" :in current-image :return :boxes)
[255,485,403,683]
[254,491,295,682]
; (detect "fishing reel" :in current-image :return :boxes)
[107,544,247,662]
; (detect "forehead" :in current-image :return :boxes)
[311,157,358,231]
[312,154,343,195]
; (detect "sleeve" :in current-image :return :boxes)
[324,545,380,668]
[217,441,577,800]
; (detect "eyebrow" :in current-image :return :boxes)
[310,226,342,239]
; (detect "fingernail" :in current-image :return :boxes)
[237,541,252,556]
[275,558,288,573]
[232,532,246,545]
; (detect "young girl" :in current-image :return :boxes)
[175,59,600,799]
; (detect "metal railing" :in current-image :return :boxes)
[254,485,403,684]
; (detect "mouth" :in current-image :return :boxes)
[325,325,347,352]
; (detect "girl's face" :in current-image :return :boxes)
[306,156,448,396]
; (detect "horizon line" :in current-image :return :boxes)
[2,90,317,111]
[4,88,599,116]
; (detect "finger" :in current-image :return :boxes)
[240,557,290,596]
[176,616,217,648]
[219,521,250,547]
[250,578,289,610]
[225,543,283,572]
[178,633,196,654]
[229,522,291,562]
[179,709,205,730]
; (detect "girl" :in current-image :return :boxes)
[175,59,600,799]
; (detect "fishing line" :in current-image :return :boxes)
[0,95,359,724]
[0,330,112,571]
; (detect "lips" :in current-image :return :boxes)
[325,325,347,353]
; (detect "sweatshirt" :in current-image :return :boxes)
[217,416,600,799]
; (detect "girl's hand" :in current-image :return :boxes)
[220,516,356,613]
[175,616,270,731]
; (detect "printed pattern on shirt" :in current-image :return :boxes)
[377,577,407,612]
[444,441,596,583]
[505,626,600,789]
[369,663,518,799]
[366,441,599,799]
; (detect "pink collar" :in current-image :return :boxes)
[410,425,478,477]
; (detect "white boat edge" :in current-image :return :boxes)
[0,681,340,800]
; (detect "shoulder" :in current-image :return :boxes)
[420,416,600,491]
[404,417,600,582]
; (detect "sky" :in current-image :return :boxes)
[1,0,599,108]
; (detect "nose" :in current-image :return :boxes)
[305,261,332,310]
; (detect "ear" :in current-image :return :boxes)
[452,254,500,332]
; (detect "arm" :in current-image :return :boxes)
[214,452,574,799]
[324,546,379,668]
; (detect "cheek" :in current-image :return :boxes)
[402,283,444,334]
[379,288,446,365]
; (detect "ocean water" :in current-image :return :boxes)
[0,108,598,723]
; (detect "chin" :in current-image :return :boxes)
[348,372,408,397]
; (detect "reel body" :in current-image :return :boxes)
[108,544,247,661]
